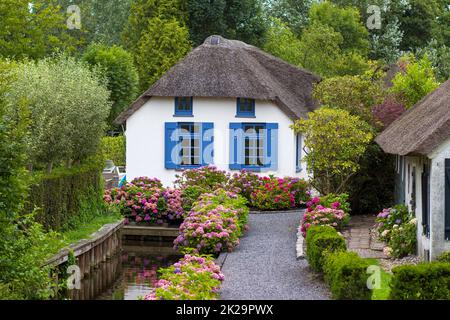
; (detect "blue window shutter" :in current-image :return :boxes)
[165,122,178,169]
[229,123,242,170]
[296,133,302,173]
[201,122,214,165]
[445,159,450,240]
[266,123,278,170]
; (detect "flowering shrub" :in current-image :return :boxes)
[130,177,163,189]
[376,205,416,258]
[174,189,248,254]
[174,165,229,190]
[104,178,184,224]
[144,254,224,300]
[301,207,350,238]
[180,185,207,212]
[250,176,309,210]
[375,204,411,242]
[306,193,351,214]
[227,170,261,200]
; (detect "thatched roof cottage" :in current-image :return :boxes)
[376,79,450,260]
[116,35,320,185]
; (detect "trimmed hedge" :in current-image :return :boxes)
[389,262,450,300]
[306,225,347,273]
[323,251,371,300]
[26,165,103,231]
[437,251,450,263]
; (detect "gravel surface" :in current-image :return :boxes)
[379,255,422,272]
[219,210,330,300]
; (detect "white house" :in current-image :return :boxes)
[376,79,450,261]
[115,35,320,186]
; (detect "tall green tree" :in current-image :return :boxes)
[264,0,312,36]
[134,17,191,91]
[0,0,77,59]
[56,0,132,47]
[83,44,139,128]
[187,0,267,46]
[309,1,370,55]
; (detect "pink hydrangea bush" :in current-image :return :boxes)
[104,177,184,224]
[250,176,309,210]
[174,165,229,190]
[144,254,224,300]
[300,207,349,238]
[174,189,249,254]
[227,170,262,200]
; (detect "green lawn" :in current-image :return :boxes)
[60,212,122,246]
[365,258,392,300]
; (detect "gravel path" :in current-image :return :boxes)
[219,210,330,300]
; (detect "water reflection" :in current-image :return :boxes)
[67,243,181,300]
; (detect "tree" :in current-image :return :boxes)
[309,1,369,55]
[122,0,187,52]
[291,107,373,195]
[416,40,450,82]
[370,18,404,64]
[134,17,191,91]
[312,71,385,125]
[372,95,406,129]
[263,18,303,66]
[0,60,29,215]
[391,55,440,108]
[264,0,312,36]
[187,0,268,46]
[297,23,369,78]
[0,0,77,59]
[83,44,139,129]
[8,55,111,171]
[399,0,443,51]
[56,0,132,47]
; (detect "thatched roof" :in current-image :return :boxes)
[115,35,320,124]
[376,79,450,156]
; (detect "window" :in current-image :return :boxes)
[165,122,213,169]
[421,163,430,237]
[229,122,278,171]
[296,133,302,172]
[174,97,193,116]
[236,98,255,117]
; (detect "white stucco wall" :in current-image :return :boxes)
[400,137,450,260]
[125,97,307,186]
[428,137,450,259]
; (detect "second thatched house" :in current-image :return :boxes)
[115,35,320,185]
[376,79,450,260]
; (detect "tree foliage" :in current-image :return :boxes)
[83,44,139,128]
[187,0,267,46]
[309,1,369,55]
[292,107,373,195]
[313,71,385,125]
[134,17,191,91]
[391,55,440,108]
[7,55,111,171]
[0,0,77,59]
[264,0,312,36]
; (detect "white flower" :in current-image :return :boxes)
[383,246,393,257]
[409,218,417,225]
[381,230,390,237]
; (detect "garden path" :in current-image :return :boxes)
[218,210,330,300]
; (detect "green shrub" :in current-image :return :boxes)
[306,225,347,273]
[181,185,207,213]
[26,164,104,231]
[101,135,125,166]
[323,251,371,300]
[388,220,417,258]
[389,262,450,300]
[437,251,450,263]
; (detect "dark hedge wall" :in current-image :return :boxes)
[26,165,103,231]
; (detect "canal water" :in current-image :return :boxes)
[66,242,181,300]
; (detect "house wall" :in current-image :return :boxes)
[125,97,307,186]
[428,137,450,259]
[399,137,450,260]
